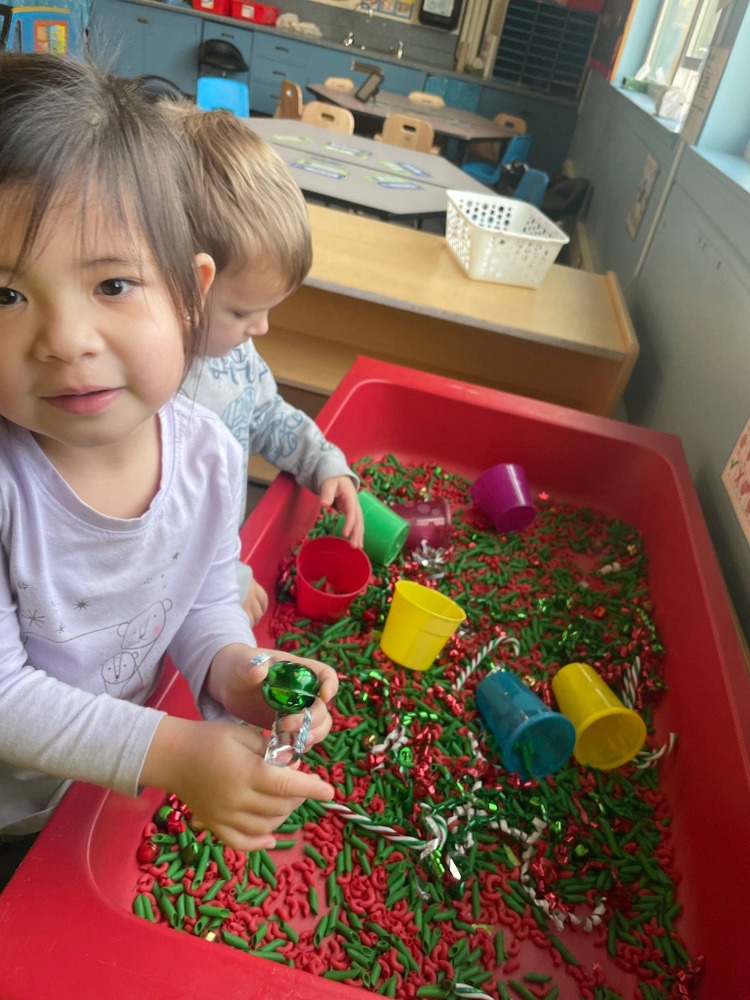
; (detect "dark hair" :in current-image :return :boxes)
[0,53,206,364]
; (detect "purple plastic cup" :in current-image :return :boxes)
[471,463,535,533]
[389,497,452,549]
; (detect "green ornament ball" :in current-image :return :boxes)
[262,661,320,713]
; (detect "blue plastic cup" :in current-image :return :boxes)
[475,670,576,779]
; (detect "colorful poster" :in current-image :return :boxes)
[360,0,415,19]
[33,18,68,52]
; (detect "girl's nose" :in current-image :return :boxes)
[33,308,102,362]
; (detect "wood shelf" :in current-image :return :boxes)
[266,204,638,417]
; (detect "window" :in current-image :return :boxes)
[641,0,723,84]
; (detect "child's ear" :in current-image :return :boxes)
[194,253,216,303]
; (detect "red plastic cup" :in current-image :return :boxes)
[470,462,535,532]
[390,497,452,549]
[295,535,372,623]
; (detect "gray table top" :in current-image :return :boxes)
[247,117,491,219]
[307,85,514,144]
[248,118,491,192]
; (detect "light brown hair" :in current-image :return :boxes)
[162,103,312,289]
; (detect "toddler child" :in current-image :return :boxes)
[161,103,364,625]
[0,53,336,886]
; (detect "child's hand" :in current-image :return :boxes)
[242,577,269,626]
[320,476,364,549]
[207,645,339,746]
[141,717,335,851]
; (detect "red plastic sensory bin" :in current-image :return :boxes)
[0,358,747,999]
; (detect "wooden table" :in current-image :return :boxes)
[307,84,514,162]
[247,117,490,222]
[249,203,639,485]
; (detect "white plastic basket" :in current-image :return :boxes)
[445,190,570,288]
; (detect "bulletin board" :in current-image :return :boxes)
[307,0,417,23]
[360,0,416,20]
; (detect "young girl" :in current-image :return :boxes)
[0,53,336,879]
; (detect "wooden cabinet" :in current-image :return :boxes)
[89,0,202,95]
[249,32,311,114]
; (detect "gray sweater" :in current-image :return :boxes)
[181,341,357,494]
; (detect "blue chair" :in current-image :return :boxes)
[425,75,481,112]
[462,133,533,186]
[196,77,249,117]
[513,168,549,208]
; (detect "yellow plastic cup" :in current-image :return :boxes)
[379,581,466,671]
[551,661,647,770]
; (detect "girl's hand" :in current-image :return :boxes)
[207,645,339,746]
[320,476,364,549]
[242,577,269,626]
[141,717,335,851]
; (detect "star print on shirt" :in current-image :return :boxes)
[74,599,89,611]
[22,609,45,628]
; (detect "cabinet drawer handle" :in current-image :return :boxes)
[137,16,148,23]
[220,31,235,38]
[271,69,285,77]
[274,45,289,53]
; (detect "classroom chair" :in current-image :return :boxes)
[463,111,528,170]
[462,132,533,186]
[136,75,185,104]
[375,113,439,154]
[274,79,303,119]
[197,38,248,76]
[407,90,445,108]
[513,167,549,207]
[324,76,355,93]
[494,112,527,135]
[196,77,250,117]
[301,101,355,134]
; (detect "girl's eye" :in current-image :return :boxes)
[0,286,24,307]
[98,278,134,297]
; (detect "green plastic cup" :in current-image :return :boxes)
[336,490,409,565]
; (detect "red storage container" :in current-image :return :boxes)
[0,358,748,999]
[230,0,279,23]
[192,0,230,14]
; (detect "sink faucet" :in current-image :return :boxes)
[341,32,405,59]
